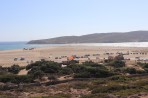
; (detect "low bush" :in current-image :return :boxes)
[124,68,137,74]
[0,74,34,83]
[60,67,73,75]
[91,84,130,94]
[74,72,91,78]
[92,79,107,85]
[137,62,148,69]
[82,61,105,69]
[108,60,125,68]
[67,64,87,73]
[8,64,21,74]
[113,88,143,97]
[109,75,132,82]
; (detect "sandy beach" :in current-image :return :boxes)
[0,45,148,67]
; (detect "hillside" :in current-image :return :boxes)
[27,31,148,44]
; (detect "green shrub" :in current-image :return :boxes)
[73,64,114,78]
[59,67,73,75]
[91,86,109,94]
[109,60,125,68]
[27,61,62,79]
[143,64,148,68]
[136,70,146,74]
[74,72,91,78]
[0,74,34,83]
[113,88,143,97]
[124,68,137,74]
[94,69,114,78]
[68,60,79,65]
[92,84,129,94]
[109,75,132,82]
[132,79,148,87]
[26,61,61,73]
[28,66,45,79]
[40,64,61,73]
[144,68,148,73]
[137,62,148,69]
[82,61,105,69]
[8,64,21,74]
[92,79,107,85]
[31,94,71,98]
[67,64,87,73]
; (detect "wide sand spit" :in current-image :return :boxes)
[0,45,148,67]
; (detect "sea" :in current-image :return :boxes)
[0,42,64,51]
[0,42,148,51]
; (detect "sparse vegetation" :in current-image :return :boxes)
[8,64,21,74]
[0,60,148,97]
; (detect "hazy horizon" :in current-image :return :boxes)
[0,0,148,41]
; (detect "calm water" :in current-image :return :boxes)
[0,42,148,51]
[0,42,64,50]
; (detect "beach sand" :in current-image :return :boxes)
[0,45,148,67]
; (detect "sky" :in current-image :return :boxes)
[0,0,148,41]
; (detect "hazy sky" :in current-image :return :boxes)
[0,0,148,41]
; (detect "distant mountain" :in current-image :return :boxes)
[27,31,148,44]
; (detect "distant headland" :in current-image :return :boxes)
[28,31,148,44]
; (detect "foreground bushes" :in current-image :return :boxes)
[91,84,130,94]
[26,61,61,73]
[74,68,114,78]
[123,67,146,74]
[70,61,114,78]
[109,75,132,82]
[107,60,125,68]
[0,74,34,83]
[8,64,21,74]
[26,60,115,79]
[0,65,23,75]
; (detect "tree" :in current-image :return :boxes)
[8,65,20,74]
[32,70,45,79]
[27,60,61,74]
[82,61,106,70]
[67,64,87,73]
[27,66,45,79]
[109,60,125,68]
[60,67,73,75]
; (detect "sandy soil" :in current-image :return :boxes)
[18,69,28,75]
[0,45,148,67]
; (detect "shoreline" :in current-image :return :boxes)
[0,45,148,67]
[1,42,148,51]
[0,44,147,52]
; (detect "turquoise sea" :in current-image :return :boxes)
[0,42,63,50]
[0,42,148,51]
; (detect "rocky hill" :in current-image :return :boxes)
[28,31,148,44]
